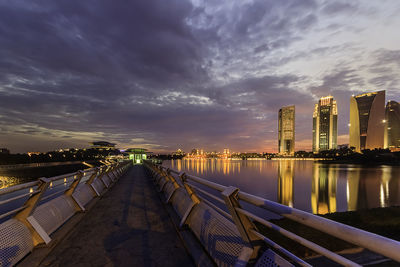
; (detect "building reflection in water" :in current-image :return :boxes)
[277,160,294,207]
[346,168,360,211]
[167,159,400,214]
[171,159,241,176]
[311,165,337,214]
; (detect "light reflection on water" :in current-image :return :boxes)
[163,159,400,214]
[0,176,23,189]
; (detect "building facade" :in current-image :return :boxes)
[313,96,338,152]
[278,105,295,155]
[385,100,400,150]
[349,90,385,152]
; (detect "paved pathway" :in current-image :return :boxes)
[40,165,194,267]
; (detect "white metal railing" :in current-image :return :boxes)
[0,160,132,266]
[146,162,400,266]
[0,161,87,170]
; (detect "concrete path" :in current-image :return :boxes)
[40,165,194,267]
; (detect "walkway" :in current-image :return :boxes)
[39,165,194,267]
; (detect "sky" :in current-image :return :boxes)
[1,0,400,153]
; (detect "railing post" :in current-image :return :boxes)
[166,169,180,189]
[14,177,52,245]
[90,167,106,196]
[99,166,111,189]
[178,172,200,227]
[164,169,180,203]
[222,186,262,261]
[105,165,117,182]
[179,173,200,204]
[65,170,85,211]
[86,168,99,185]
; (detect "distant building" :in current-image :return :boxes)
[0,148,10,155]
[349,91,385,152]
[278,105,295,155]
[91,141,116,150]
[125,148,148,164]
[313,96,338,152]
[385,100,400,150]
[174,149,185,156]
[223,148,230,155]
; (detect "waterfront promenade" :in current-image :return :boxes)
[36,165,193,266]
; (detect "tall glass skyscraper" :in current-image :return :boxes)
[278,105,295,155]
[385,100,400,150]
[312,96,338,152]
[349,90,385,152]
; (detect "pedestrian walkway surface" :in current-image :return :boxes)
[39,165,194,267]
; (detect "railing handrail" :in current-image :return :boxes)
[0,164,109,202]
[161,164,400,263]
[0,181,40,196]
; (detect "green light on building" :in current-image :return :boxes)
[126,148,148,164]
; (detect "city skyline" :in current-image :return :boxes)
[1,1,400,153]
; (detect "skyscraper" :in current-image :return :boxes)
[349,90,385,152]
[278,105,295,155]
[313,96,338,152]
[385,100,400,150]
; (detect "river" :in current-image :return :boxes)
[162,159,400,215]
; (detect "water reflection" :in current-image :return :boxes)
[346,168,360,211]
[277,160,294,207]
[0,176,21,189]
[311,165,337,214]
[164,159,400,214]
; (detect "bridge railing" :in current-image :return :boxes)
[144,161,400,267]
[0,160,132,266]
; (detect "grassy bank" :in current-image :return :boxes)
[255,206,400,258]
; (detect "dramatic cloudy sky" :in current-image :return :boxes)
[1,0,400,153]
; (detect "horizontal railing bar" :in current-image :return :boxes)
[237,192,400,262]
[0,190,41,206]
[185,174,227,192]
[0,181,39,196]
[187,182,226,205]
[0,205,27,220]
[40,188,68,202]
[49,180,73,190]
[249,229,312,267]
[236,207,361,267]
[160,166,227,192]
[197,195,233,220]
[49,172,78,182]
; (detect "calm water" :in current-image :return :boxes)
[163,159,400,214]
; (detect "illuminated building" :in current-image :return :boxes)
[349,91,385,152]
[278,105,295,155]
[384,100,400,150]
[223,148,230,155]
[125,148,148,164]
[312,96,338,152]
[277,160,294,207]
[91,141,116,150]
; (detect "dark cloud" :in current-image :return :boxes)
[0,0,398,153]
[321,1,358,15]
